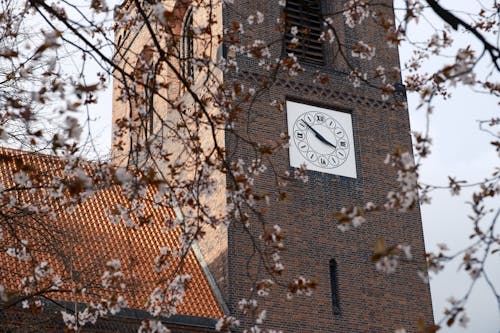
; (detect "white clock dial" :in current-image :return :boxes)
[286,101,357,178]
[292,111,350,169]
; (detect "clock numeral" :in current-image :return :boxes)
[319,156,328,166]
[335,129,344,137]
[337,150,346,159]
[315,114,325,123]
[295,131,305,140]
[326,119,336,128]
[307,151,317,161]
[305,114,314,124]
[339,139,348,149]
[297,120,307,130]
[329,156,338,166]
[298,142,308,151]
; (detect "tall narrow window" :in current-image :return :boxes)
[285,0,324,65]
[181,8,194,81]
[329,259,341,315]
[132,46,156,137]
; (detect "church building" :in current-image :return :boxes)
[113,0,434,330]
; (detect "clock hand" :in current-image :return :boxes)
[303,121,336,149]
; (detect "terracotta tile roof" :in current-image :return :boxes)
[0,147,223,320]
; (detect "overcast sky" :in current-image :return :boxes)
[398,1,499,331]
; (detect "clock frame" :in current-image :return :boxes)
[286,100,357,178]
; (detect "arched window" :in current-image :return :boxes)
[285,0,324,65]
[329,258,341,315]
[181,7,194,81]
[132,45,156,137]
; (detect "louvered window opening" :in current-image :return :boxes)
[285,0,324,65]
[329,259,341,315]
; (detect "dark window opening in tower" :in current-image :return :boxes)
[329,258,341,315]
[143,71,156,137]
[285,0,324,65]
[182,8,195,82]
[132,44,156,138]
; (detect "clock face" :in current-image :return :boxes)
[287,101,357,178]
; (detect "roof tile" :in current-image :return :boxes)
[0,147,223,320]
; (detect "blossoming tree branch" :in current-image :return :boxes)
[0,0,498,332]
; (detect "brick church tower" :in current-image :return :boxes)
[112,0,434,332]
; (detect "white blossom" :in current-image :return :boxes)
[398,244,412,260]
[61,311,77,330]
[106,259,121,270]
[34,262,53,279]
[320,29,335,44]
[348,70,364,88]
[351,215,365,228]
[6,240,31,261]
[293,163,308,183]
[343,0,370,28]
[459,313,470,328]
[469,267,481,280]
[364,202,376,210]
[139,319,171,333]
[437,243,449,251]
[51,275,63,290]
[256,279,274,297]
[256,11,264,24]
[215,316,240,332]
[256,309,267,324]
[64,116,82,140]
[101,259,124,289]
[351,41,376,60]
[375,255,399,274]
[154,246,171,273]
[418,270,430,284]
[152,4,168,26]
[13,171,30,186]
[147,274,191,317]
